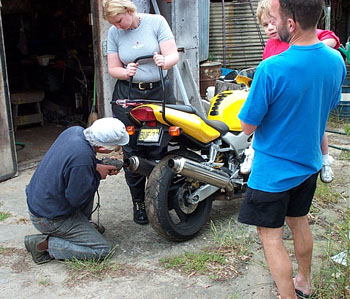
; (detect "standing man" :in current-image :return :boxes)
[24,118,129,264]
[237,0,346,298]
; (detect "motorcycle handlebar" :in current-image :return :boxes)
[133,55,154,64]
[110,99,163,106]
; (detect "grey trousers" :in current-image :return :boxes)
[29,201,111,261]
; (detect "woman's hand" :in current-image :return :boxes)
[125,62,138,78]
[153,52,165,68]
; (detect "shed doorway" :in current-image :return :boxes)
[2,0,94,168]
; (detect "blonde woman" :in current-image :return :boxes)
[102,0,179,224]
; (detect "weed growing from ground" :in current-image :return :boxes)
[210,220,255,257]
[312,197,350,298]
[64,246,118,282]
[312,179,340,213]
[339,151,350,161]
[160,220,255,280]
[344,124,350,135]
[38,279,51,286]
[0,211,10,222]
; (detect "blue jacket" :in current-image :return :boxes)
[26,127,101,218]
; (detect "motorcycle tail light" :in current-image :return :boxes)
[130,107,155,121]
[130,107,157,127]
[126,126,135,135]
[169,126,180,136]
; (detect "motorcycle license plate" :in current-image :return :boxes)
[137,128,160,143]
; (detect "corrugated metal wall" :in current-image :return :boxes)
[209,0,265,70]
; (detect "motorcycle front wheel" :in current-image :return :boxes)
[145,150,213,242]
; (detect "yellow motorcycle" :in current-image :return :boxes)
[113,56,254,242]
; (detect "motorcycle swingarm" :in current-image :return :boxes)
[187,184,220,204]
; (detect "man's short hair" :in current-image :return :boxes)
[279,0,323,30]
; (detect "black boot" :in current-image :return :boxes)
[133,200,149,225]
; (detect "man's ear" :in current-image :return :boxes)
[288,18,295,32]
[95,146,104,153]
[99,146,109,152]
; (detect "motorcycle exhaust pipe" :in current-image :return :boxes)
[168,157,234,192]
[124,156,156,177]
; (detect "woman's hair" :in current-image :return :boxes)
[257,0,272,25]
[102,0,137,20]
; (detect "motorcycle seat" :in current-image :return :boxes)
[166,104,197,114]
[166,104,229,136]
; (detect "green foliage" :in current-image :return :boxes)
[38,279,51,286]
[344,124,350,135]
[160,220,254,281]
[208,53,216,62]
[313,179,340,208]
[210,220,255,257]
[64,247,116,280]
[312,207,350,298]
[339,151,350,161]
[0,212,10,222]
[161,250,226,275]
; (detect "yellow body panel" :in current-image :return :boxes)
[143,104,221,144]
[207,90,248,131]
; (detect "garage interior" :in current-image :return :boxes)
[2,0,94,166]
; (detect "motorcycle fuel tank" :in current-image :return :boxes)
[207,90,248,131]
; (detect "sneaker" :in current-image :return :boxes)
[24,234,52,264]
[320,164,334,183]
[90,221,106,234]
[320,156,334,184]
[240,148,254,174]
[133,201,149,225]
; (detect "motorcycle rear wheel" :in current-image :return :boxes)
[145,150,213,242]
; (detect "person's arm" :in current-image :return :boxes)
[317,29,340,49]
[64,166,100,208]
[154,38,179,70]
[107,52,138,80]
[240,121,257,135]
[321,38,337,48]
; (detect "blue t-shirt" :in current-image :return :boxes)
[26,127,101,218]
[238,43,346,192]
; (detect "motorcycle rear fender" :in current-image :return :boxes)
[135,104,221,144]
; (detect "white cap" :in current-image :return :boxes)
[84,117,129,148]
